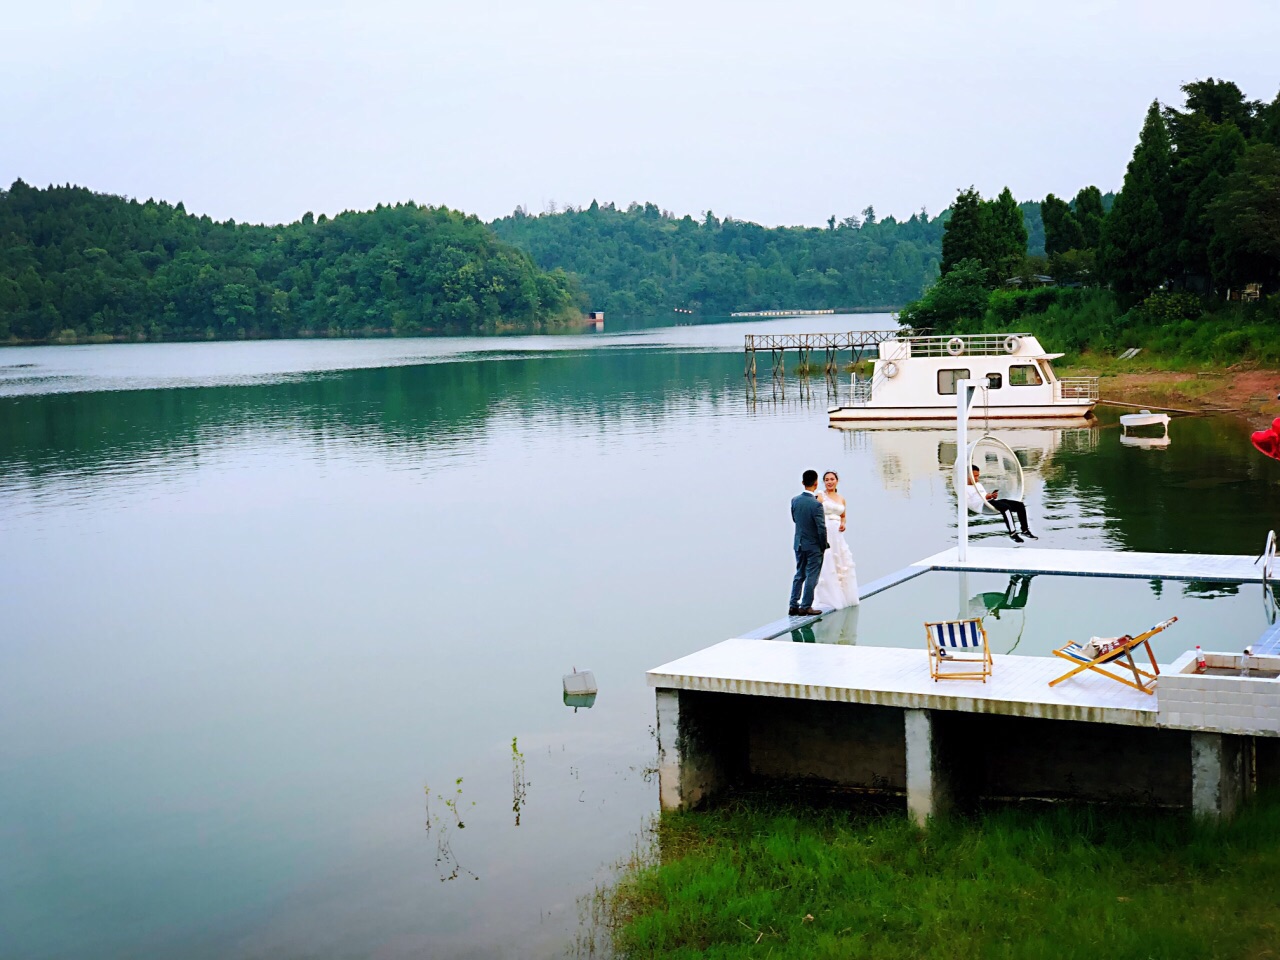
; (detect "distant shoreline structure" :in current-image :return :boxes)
[730,309,836,318]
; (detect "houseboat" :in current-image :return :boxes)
[828,332,1098,423]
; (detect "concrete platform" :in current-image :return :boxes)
[653,546,1280,822]
[648,637,1158,726]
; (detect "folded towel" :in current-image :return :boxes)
[1080,635,1132,659]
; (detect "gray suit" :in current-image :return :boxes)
[789,491,829,611]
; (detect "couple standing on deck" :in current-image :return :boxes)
[789,469,860,616]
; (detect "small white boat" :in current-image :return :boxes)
[1119,410,1171,430]
[828,333,1098,423]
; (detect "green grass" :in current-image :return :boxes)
[603,793,1280,959]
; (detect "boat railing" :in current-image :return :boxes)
[1056,377,1100,401]
[892,333,1035,357]
[847,377,873,405]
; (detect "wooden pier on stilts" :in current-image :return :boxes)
[743,329,919,400]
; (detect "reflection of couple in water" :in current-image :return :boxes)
[788,469,860,617]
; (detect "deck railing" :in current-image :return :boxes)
[892,333,1034,358]
[1056,377,1099,401]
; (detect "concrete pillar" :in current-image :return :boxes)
[905,708,951,827]
[1191,732,1245,821]
[655,690,683,812]
[655,689,733,812]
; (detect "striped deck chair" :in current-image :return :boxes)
[1048,616,1178,695]
[924,618,992,682]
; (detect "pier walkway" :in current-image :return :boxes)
[743,329,913,398]
[920,545,1266,584]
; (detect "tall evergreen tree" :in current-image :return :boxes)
[940,187,985,276]
[1042,194,1086,256]
[1072,186,1106,249]
[1165,86,1249,292]
[1100,101,1175,299]
[985,187,1029,283]
[1207,142,1280,290]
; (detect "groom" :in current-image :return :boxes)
[789,469,829,617]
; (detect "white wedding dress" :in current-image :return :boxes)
[813,496,860,610]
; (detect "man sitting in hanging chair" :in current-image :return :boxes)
[966,465,1038,543]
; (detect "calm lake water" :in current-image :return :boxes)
[3,315,1280,959]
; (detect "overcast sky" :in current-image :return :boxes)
[3,0,1279,228]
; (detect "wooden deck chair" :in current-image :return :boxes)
[925,618,992,682]
[1048,616,1178,695]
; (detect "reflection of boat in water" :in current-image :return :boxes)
[832,421,1099,501]
[1119,409,1171,449]
[828,333,1098,423]
[1120,434,1172,450]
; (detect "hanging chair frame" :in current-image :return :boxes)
[965,435,1025,516]
[960,384,1026,517]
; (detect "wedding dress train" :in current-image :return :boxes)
[813,497,859,610]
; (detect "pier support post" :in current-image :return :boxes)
[1191,732,1245,821]
[655,689,736,812]
[905,708,951,827]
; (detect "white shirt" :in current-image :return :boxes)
[965,480,989,514]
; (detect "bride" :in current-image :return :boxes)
[814,470,860,609]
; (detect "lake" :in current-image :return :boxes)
[3,315,1279,959]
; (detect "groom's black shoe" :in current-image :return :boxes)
[789,607,802,616]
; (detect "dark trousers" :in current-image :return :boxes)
[790,546,824,609]
[990,498,1030,534]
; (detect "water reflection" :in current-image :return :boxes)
[969,575,1033,653]
[807,571,1267,661]
[6,324,1280,960]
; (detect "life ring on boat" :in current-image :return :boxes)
[946,337,965,356]
[881,361,898,379]
[1003,335,1021,355]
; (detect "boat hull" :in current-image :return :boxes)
[828,403,1096,422]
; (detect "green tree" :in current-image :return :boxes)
[1042,194,1085,256]
[1100,101,1175,300]
[985,187,1029,283]
[1207,142,1280,289]
[1072,186,1106,249]
[898,257,989,332]
[940,187,986,276]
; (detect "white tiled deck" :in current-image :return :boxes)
[648,637,1159,726]
[920,546,1265,583]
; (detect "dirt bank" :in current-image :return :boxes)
[1076,366,1280,426]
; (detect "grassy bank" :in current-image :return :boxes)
[908,282,1280,368]
[602,792,1280,959]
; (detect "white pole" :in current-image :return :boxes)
[956,379,972,562]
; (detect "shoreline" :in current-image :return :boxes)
[1067,362,1280,426]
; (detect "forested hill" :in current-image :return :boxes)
[0,181,584,344]
[490,202,950,316]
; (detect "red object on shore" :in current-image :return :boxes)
[1250,417,1280,460]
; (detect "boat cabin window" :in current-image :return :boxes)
[937,368,970,395]
[1009,364,1043,387]
[985,372,1002,389]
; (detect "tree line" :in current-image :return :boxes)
[490,201,947,316]
[0,181,584,344]
[902,77,1280,354]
